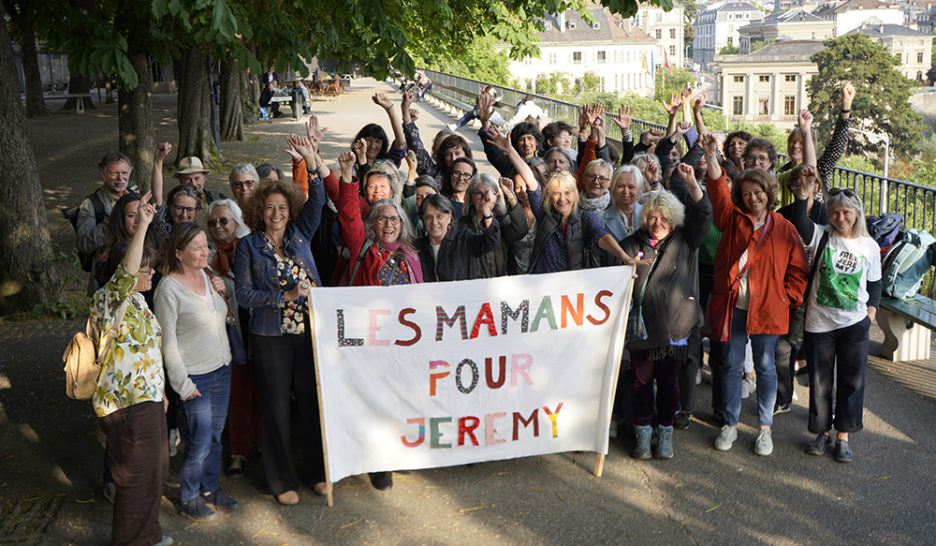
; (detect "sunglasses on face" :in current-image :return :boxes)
[207,217,232,228]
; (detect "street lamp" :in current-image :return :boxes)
[848,127,889,180]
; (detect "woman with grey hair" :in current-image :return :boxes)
[579,159,614,213]
[416,193,500,282]
[788,170,881,463]
[619,164,712,460]
[543,147,575,176]
[371,159,404,203]
[229,163,259,209]
[457,173,530,277]
[155,184,202,239]
[603,165,646,241]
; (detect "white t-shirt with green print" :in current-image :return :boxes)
[804,230,881,334]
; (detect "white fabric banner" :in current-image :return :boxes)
[310,267,634,483]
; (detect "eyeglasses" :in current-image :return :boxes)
[748,154,771,163]
[586,173,611,183]
[207,217,231,228]
[829,187,858,199]
[375,216,401,225]
[172,204,200,215]
[452,171,473,180]
[139,268,155,275]
[231,180,256,189]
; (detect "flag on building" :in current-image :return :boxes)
[664,49,674,75]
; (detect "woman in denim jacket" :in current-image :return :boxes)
[233,161,326,506]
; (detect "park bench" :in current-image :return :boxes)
[44,93,93,113]
[878,294,936,361]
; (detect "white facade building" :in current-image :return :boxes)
[693,2,765,71]
[507,7,659,97]
[632,4,686,69]
[812,0,905,35]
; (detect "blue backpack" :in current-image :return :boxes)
[882,229,936,299]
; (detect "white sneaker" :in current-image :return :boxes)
[754,429,773,456]
[741,376,756,399]
[713,425,737,451]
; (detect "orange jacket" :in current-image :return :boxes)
[707,171,809,335]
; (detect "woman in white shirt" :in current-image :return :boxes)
[155,222,237,520]
[789,173,882,463]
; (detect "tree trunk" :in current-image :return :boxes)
[220,52,243,141]
[61,72,95,111]
[118,49,154,193]
[0,2,60,313]
[176,46,217,166]
[18,24,47,117]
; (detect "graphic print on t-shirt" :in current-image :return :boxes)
[815,246,862,311]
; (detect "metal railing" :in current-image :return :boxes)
[422,69,665,144]
[422,69,936,234]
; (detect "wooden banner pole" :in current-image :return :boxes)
[594,264,637,477]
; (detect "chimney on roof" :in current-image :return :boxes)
[558,11,566,32]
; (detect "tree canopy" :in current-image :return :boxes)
[809,33,924,158]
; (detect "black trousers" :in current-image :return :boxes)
[804,317,871,434]
[252,332,325,495]
[99,401,168,546]
[775,303,806,408]
[699,264,723,420]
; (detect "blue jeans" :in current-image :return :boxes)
[180,365,231,503]
[720,307,778,427]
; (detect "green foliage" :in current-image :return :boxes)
[420,35,512,86]
[836,154,879,175]
[719,44,739,55]
[581,91,623,113]
[653,67,694,102]
[809,33,925,158]
[700,107,727,132]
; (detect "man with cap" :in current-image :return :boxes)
[174,156,226,224]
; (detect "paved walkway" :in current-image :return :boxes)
[2,79,936,545]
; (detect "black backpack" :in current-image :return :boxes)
[61,192,107,272]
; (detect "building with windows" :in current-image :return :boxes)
[713,40,824,129]
[693,2,764,71]
[849,23,933,81]
[812,0,904,36]
[631,4,686,69]
[506,7,658,96]
[737,9,835,53]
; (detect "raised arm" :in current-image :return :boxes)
[478,92,514,177]
[817,82,854,195]
[485,125,540,192]
[373,92,405,151]
[611,104,636,164]
[692,94,709,138]
[151,141,172,205]
[123,191,155,275]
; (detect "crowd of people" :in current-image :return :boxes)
[77,81,878,545]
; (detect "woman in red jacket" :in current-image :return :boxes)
[702,134,809,457]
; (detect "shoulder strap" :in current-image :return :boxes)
[804,230,830,302]
[349,240,374,285]
[730,213,773,292]
[89,191,107,224]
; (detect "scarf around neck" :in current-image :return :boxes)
[210,239,238,276]
[579,190,610,213]
[379,240,424,284]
